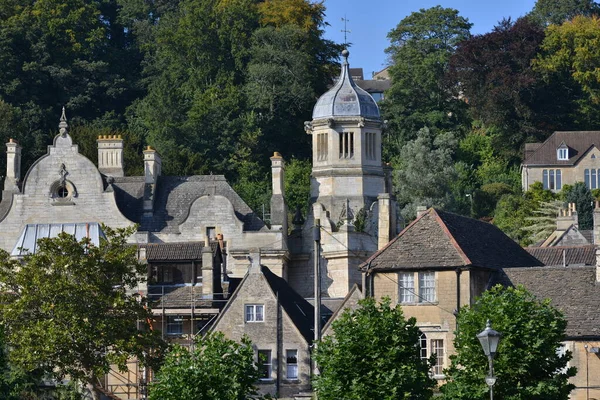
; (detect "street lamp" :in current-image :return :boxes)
[477,320,502,400]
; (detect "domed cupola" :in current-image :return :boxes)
[312,49,380,120]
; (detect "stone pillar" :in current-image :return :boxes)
[97,135,124,177]
[248,248,261,274]
[596,246,600,282]
[143,146,161,184]
[270,152,287,232]
[202,245,214,299]
[378,193,391,249]
[4,138,21,192]
[594,202,600,245]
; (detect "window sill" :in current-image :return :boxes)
[432,374,446,380]
[258,379,275,384]
[283,379,300,384]
[400,301,439,306]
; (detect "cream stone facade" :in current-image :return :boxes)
[522,131,600,192]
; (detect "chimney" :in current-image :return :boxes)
[270,152,287,232]
[4,138,21,192]
[416,206,428,218]
[378,193,391,249]
[202,245,214,299]
[143,147,161,214]
[143,146,161,184]
[557,203,577,230]
[248,248,261,274]
[97,135,124,177]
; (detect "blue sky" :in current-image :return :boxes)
[323,0,538,77]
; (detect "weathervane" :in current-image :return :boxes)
[341,16,351,46]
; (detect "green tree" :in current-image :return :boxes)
[284,157,311,216]
[493,194,537,245]
[533,15,600,128]
[564,181,594,229]
[393,127,461,220]
[521,200,564,243]
[529,0,600,26]
[0,226,165,400]
[314,297,435,400]
[442,285,576,400]
[382,6,472,157]
[149,332,263,400]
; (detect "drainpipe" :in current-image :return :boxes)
[455,268,462,331]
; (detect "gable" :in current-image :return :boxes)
[523,131,600,166]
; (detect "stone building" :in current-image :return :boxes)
[522,131,600,192]
[359,208,543,378]
[211,251,314,398]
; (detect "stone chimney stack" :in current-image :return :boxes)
[97,135,124,177]
[4,138,21,192]
[416,206,428,218]
[143,146,161,184]
[557,203,578,230]
[270,152,287,232]
[593,201,600,244]
[202,245,214,299]
[378,193,391,249]
[248,248,261,274]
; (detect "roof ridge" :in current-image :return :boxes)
[431,209,473,266]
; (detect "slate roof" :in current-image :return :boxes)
[361,208,543,271]
[492,267,600,338]
[140,242,216,261]
[147,285,216,309]
[262,266,315,343]
[526,245,596,266]
[355,79,391,93]
[523,131,600,166]
[111,175,266,233]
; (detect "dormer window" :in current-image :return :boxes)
[557,146,568,160]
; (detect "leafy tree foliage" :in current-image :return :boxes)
[442,285,576,400]
[149,332,264,400]
[529,0,600,26]
[381,6,471,156]
[0,226,165,400]
[564,181,594,229]
[448,18,558,162]
[534,15,600,129]
[394,127,461,220]
[284,157,311,216]
[314,297,435,400]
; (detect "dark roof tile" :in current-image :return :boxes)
[526,245,596,266]
[523,131,600,166]
[362,209,543,271]
[492,267,600,338]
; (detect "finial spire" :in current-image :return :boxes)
[342,49,349,65]
[58,107,68,136]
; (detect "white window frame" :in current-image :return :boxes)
[258,350,272,381]
[431,339,444,376]
[166,315,183,335]
[399,272,416,303]
[557,147,568,160]
[418,272,436,303]
[245,304,264,322]
[286,349,298,380]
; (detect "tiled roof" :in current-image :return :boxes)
[262,266,315,343]
[492,267,600,338]
[523,131,600,166]
[361,208,543,271]
[526,245,596,266]
[140,242,214,261]
[147,285,215,309]
[111,175,266,233]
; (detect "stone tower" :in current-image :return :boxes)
[289,50,396,299]
[307,49,385,222]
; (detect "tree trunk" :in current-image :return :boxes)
[87,376,103,400]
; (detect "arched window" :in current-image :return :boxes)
[418,331,427,360]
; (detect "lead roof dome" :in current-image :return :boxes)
[312,50,380,120]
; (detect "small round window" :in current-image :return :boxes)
[57,186,69,198]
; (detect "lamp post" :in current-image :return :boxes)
[477,320,502,400]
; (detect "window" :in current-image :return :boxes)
[286,349,298,380]
[399,272,415,303]
[543,169,562,190]
[167,315,183,335]
[557,147,568,160]
[206,227,216,241]
[583,169,600,189]
[419,272,436,303]
[339,132,354,159]
[245,304,264,322]
[419,331,428,361]
[317,133,328,161]
[258,350,272,380]
[365,132,377,160]
[431,339,444,376]
[585,169,590,188]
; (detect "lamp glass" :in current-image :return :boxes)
[477,320,501,358]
